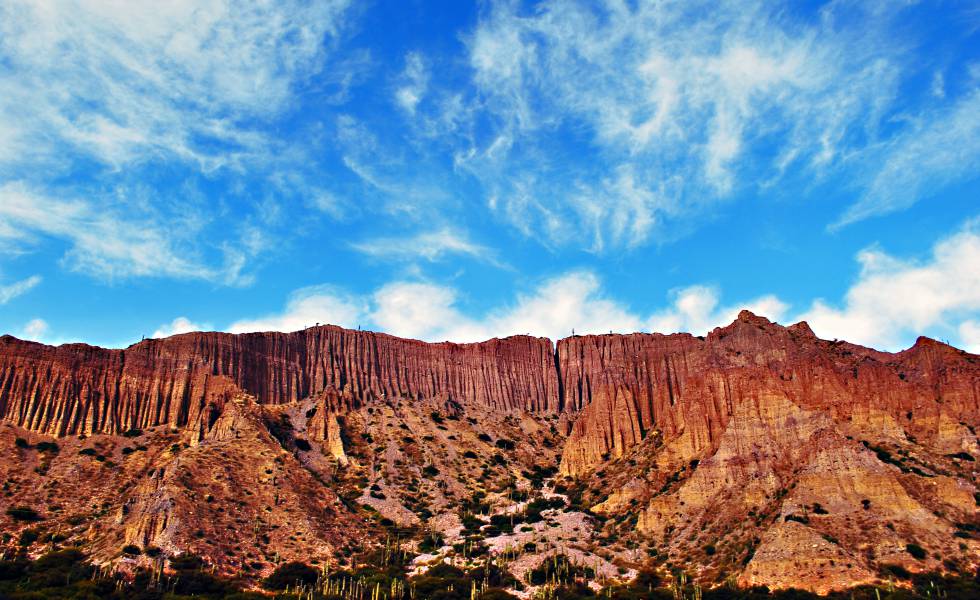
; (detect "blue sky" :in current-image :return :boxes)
[1,0,979,352]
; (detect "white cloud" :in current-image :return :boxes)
[227,285,367,334]
[959,320,980,353]
[480,272,642,341]
[351,227,496,263]
[20,318,49,342]
[0,182,251,284]
[230,271,792,343]
[371,271,645,342]
[458,0,902,248]
[0,0,353,171]
[800,219,980,350]
[648,285,789,336]
[0,274,41,304]
[370,282,466,341]
[152,317,208,339]
[395,52,428,114]
[368,272,638,341]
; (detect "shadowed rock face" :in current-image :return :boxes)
[0,312,977,592]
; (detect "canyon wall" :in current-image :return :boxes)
[0,327,558,436]
[1,313,977,464]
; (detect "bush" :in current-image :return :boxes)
[14,437,31,449]
[34,442,61,454]
[906,542,927,560]
[495,438,516,451]
[6,506,42,522]
[264,561,319,590]
[422,464,440,477]
[121,544,142,556]
[18,529,39,546]
[294,438,312,451]
[122,428,143,438]
[704,544,716,556]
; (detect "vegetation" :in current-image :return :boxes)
[5,506,42,522]
[906,542,927,560]
[0,547,975,599]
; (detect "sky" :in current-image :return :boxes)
[0,0,979,353]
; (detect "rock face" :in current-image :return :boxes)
[0,328,559,436]
[557,311,980,476]
[0,312,977,592]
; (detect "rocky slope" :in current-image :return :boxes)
[0,313,976,594]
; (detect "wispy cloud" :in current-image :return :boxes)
[0,274,41,304]
[834,88,980,228]
[449,0,913,247]
[351,227,499,264]
[0,0,353,172]
[0,0,360,288]
[395,52,429,114]
[0,183,253,284]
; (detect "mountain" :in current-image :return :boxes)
[0,312,977,595]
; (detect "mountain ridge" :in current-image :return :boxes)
[0,312,976,594]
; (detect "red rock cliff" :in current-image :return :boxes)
[0,327,559,436]
[557,311,980,475]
